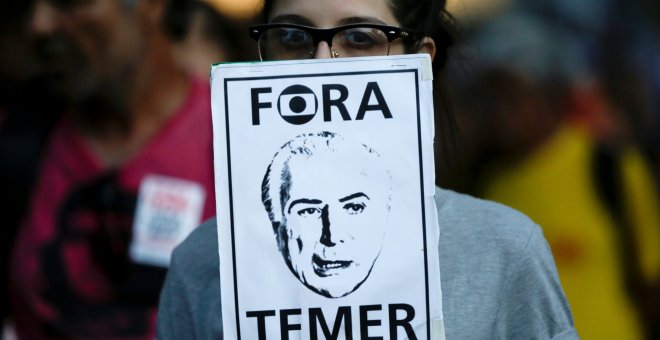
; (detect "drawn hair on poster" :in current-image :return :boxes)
[261,131,392,298]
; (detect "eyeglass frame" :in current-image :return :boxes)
[248,23,419,60]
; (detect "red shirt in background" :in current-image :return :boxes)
[9,78,215,339]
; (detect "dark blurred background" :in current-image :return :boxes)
[1,0,658,339]
[437,0,660,339]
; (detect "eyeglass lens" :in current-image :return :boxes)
[258,27,391,60]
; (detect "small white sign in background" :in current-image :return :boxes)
[130,174,205,267]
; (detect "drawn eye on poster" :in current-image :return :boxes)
[211,55,443,340]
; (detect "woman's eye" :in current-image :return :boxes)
[297,207,320,216]
[343,202,366,215]
[346,32,375,46]
[279,29,311,48]
[340,29,385,50]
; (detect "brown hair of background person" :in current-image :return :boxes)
[165,0,257,77]
[27,0,189,147]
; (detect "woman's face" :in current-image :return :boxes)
[267,0,407,57]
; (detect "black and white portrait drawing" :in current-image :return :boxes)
[261,131,392,298]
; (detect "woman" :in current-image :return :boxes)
[156,0,577,338]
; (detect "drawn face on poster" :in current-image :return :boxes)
[262,131,391,298]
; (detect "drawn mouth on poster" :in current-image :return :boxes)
[312,254,353,276]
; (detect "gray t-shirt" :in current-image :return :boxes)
[156,188,578,339]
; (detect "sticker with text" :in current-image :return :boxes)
[130,174,205,267]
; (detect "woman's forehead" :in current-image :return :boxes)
[268,0,399,27]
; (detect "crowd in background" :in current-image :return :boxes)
[0,0,657,339]
[437,1,660,338]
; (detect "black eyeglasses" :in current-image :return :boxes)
[249,23,418,61]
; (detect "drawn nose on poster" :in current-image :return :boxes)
[277,85,318,125]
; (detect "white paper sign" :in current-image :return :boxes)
[129,174,205,267]
[212,55,442,339]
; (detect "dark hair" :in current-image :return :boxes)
[380,1,459,182]
[162,0,192,40]
[389,0,455,71]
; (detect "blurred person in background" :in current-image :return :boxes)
[620,0,660,197]
[168,0,256,78]
[5,0,243,337]
[441,3,659,339]
[594,0,660,336]
[0,0,64,329]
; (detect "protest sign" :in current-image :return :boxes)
[211,54,442,339]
